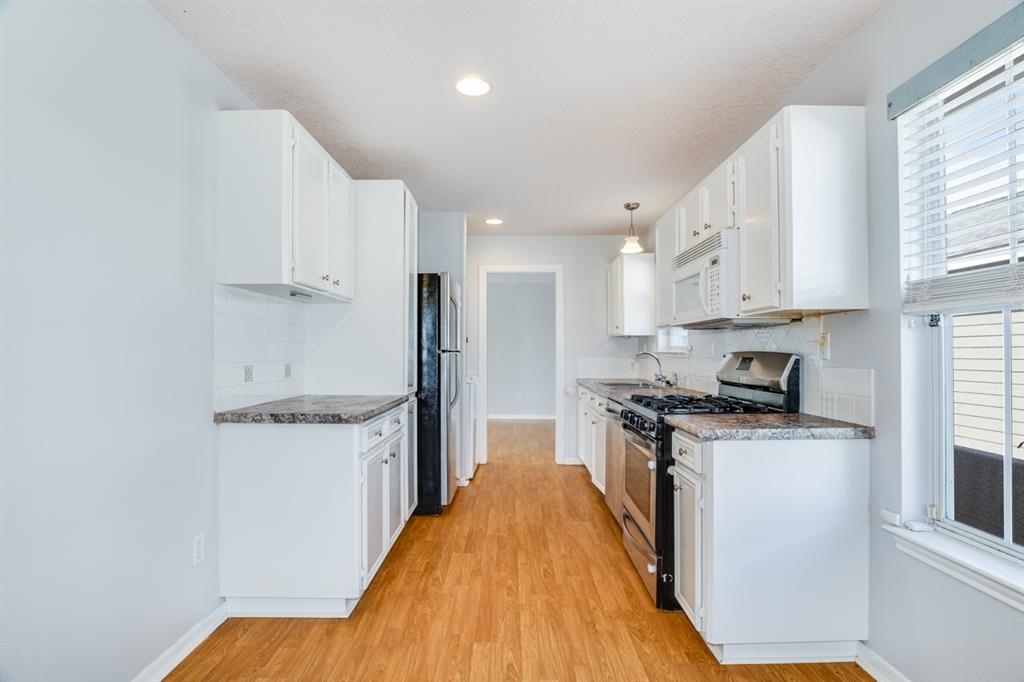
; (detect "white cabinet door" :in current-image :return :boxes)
[703,161,729,239]
[327,162,355,299]
[655,215,677,327]
[737,115,782,314]
[578,394,592,468]
[292,126,330,292]
[681,190,702,250]
[607,259,623,335]
[361,447,387,587]
[673,466,703,632]
[592,411,607,493]
[386,436,404,546]
[405,400,418,520]
[404,190,419,393]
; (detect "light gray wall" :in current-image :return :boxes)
[486,275,557,417]
[1,2,253,679]
[418,212,467,297]
[643,2,1024,680]
[466,236,644,459]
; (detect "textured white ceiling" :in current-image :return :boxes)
[153,0,883,235]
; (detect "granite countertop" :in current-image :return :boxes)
[214,394,409,425]
[577,378,706,404]
[665,412,875,442]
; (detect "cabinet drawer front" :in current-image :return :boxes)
[362,417,388,451]
[671,431,703,474]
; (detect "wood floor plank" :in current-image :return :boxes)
[167,420,871,681]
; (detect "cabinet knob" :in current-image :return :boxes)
[390,452,397,459]
[703,222,711,230]
[321,274,331,282]
[741,293,751,302]
[678,447,688,457]
[673,483,681,492]
[691,230,699,237]
[383,458,389,465]
[375,429,383,437]
[333,279,340,286]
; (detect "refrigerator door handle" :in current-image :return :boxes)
[450,352,461,407]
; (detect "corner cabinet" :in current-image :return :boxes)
[217,110,355,303]
[219,404,411,618]
[608,253,655,337]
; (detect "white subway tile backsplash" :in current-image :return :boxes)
[214,286,305,411]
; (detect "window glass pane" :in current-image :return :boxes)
[951,311,1004,538]
[1013,310,1023,546]
[657,326,688,353]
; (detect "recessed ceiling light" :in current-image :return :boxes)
[456,76,491,97]
[485,218,503,225]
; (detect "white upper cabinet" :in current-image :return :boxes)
[217,110,354,303]
[404,191,419,393]
[608,253,655,337]
[654,214,677,327]
[735,106,868,316]
[736,116,781,314]
[328,163,355,300]
[653,105,867,323]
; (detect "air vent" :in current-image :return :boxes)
[671,232,723,272]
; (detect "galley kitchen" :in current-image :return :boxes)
[3,2,1022,682]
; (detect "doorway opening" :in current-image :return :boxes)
[478,266,564,465]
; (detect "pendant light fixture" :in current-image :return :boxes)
[620,202,643,254]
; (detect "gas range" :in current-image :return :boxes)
[622,394,778,441]
[621,352,800,443]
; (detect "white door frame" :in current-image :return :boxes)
[478,265,565,464]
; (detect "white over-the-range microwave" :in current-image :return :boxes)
[669,227,790,329]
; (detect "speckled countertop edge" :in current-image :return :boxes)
[665,412,875,442]
[214,394,409,425]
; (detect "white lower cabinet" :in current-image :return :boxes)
[670,429,869,664]
[219,403,410,618]
[361,446,387,588]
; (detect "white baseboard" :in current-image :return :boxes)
[558,456,584,466]
[487,414,555,421]
[133,602,227,682]
[856,642,910,682]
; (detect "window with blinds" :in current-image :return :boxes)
[898,39,1024,312]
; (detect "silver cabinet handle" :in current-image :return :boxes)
[741,293,751,302]
[333,279,340,286]
[678,447,688,457]
[390,451,397,459]
[321,275,331,282]
[703,222,711,231]
[647,460,656,470]
[673,483,681,492]
[691,230,699,237]
[374,429,383,437]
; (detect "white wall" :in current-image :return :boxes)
[643,2,1024,680]
[0,2,253,679]
[214,286,305,411]
[466,236,643,460]
[418,212,467,296]
[486,274,556,418]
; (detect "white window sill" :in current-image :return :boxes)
[883,524,1024,612]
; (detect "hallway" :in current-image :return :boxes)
[169,421,870,681]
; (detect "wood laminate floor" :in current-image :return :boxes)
[169,420,871,681]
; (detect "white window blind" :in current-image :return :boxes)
[898,38,1024,313]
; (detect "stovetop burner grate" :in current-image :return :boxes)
[627,393,775,415]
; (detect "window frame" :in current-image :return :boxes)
[655,326,691,356]
[934,305,1023,561]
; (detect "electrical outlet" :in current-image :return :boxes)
[284,363,292,379]
[818,331,831,361]
[192,533,205,566]
[243,365,254,383]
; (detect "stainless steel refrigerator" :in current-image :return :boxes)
[415,272,461,515]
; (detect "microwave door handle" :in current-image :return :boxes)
[699,260,711,316]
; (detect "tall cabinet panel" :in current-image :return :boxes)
[405,192,419,393]
[305,180,418,394]
[327,163,355,300]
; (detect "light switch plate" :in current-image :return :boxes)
[244,365,254,382]
[284,363,292,379]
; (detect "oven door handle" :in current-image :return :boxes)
[622,510,657,562]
